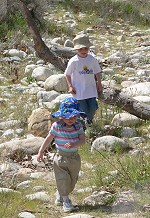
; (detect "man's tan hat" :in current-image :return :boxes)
[73,34,93,50]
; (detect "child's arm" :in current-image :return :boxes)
[37,133,54,162]
[64,133,85,149]
[95,72,102,93]
[65,74,76,94]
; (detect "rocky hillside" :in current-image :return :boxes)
[0,1,150,218]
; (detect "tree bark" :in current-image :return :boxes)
[19,0,150,121]
[100,86,150,120]
[19,0,67,72]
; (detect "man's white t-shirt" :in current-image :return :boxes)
[64,54,102,100]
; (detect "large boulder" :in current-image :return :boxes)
[32,66,54,81]
[8,49,27,58]
[28,108,51,137]
[91,135,129,152]
[43,93,72,109]
[37,90,59,103]
[25,64,37,74]
[111,113,142,127]
[44,74,68,92]
[0,136,44,157]
[122,82,150,97]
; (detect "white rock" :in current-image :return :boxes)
[26,191,50,201]
[0,162,21,173]
[8,49,27,58]
[25,64,37,74]
[102,68,114,75]
[120,127,137,138]
[18,211,35,218]
[91,135,128,152]
[30,172,48,179]
[102,80,116,88]
[122,82,150,97]
[84,190,113,206]
[37,90,59,102]
[62,214,95,218]
[121,81,136,88]
[44,74,68,92]
[0,188,20,194]
[111,113,142,127]
[43,93,71,109]
[32,66,54,81]
[0,120,20,130]
[17,180,32,189]
[137,69,150,76]
[0,137,44,156]
[2,129,15,137]
[133,95,150,104]
[33,186,45,191]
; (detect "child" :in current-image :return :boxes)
[65,34,102,126]
[37,97,85,212]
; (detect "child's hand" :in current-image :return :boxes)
[97,82,103,93]
[64,143,72,149]
[37,152,44,162]
[68,86,76,94]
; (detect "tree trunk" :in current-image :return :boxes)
[19,0,150,121]
[100,86,150,120]
[19,0,67,72]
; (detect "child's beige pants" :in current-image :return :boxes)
[53,150,81,196]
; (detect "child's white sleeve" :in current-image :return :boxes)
[64,60,74,75]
